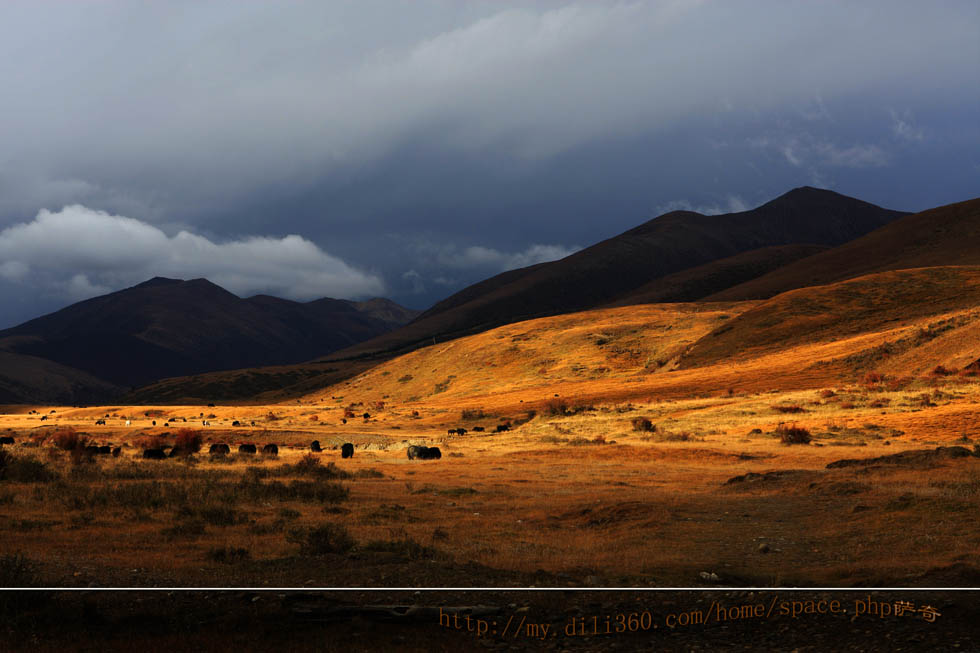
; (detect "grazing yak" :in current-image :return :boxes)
[94,419,106,426]
[232,420,241,427]
[111,447,121,457]
[407,445,441,460]
[310,440,322,452]
[341,443,354,459]
[239,444,257,455]
[495,424,510,432]
[209,443,230,456]
[0,436,14,446]
[142,448,166,460]
[262,443,279,457]
[97,445,111,455]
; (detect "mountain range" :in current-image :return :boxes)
[0,278,418,403]
[7,185,980,405]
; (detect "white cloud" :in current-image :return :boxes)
[0,205,384,302]
[656,195,751,216]
[813,142,889,168]
[890,109,925,142]
[751,134,889,170]
[401,269,425,294]
[440,243,580,271]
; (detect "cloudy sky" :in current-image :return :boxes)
[0,1,977,328]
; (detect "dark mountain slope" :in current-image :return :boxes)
[324,187,906,361]
[604,243,828,307]
[706,197,980,301]
[0,278,419,395]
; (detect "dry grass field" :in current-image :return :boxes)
[4,269,980,591]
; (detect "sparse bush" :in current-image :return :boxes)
[461,408,487,420]
[932,365,956,376]
[51,427,84,451]
[840,402,856,409]
[886,376,913,391]
[776,424,812,445]
[239,477,349,503]
[397,374,413,383]
[546,399,569,416]
[863,372,886,386]
[206,546,250,563]
[177,504,244,527]
[0,451,55,483]
[567,436,608,446]
[135,435,169,451]
[295,453,321,470]
[161,517,206,540]
[656,431,697,442]
[354,468,385,479]
[173,428,202,456]
[631,417,655,432]
[819,389,836,399]
[287,522,355,556]
[0,553,41,587]
[773,405,805,414]
[309,414,319,421]
[362,537,435,560]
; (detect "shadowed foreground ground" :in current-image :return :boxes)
[2,588,978,651]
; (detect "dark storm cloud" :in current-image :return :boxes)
[0,1,977,326]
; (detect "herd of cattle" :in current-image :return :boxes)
[0,436,442,461]
[4,410,515,462]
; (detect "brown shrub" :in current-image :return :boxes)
[773,405,805,414]
[295,453,321,470]
[136,435,168,450]
[173,429,202,455]
[931,365,955,376]
[630,417,655,432]
[776,424,812,445]
[819,389,836,398]
[51,428,84,451]
[546,399,569,416]
[863,372,886,385]
[840,402,856,410]
[885,377,910,391]
[309,414,319,421]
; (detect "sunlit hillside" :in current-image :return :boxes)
[306,266,980,418]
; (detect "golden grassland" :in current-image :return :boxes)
[4,279,980,589]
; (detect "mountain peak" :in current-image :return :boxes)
[134,276,183,288]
